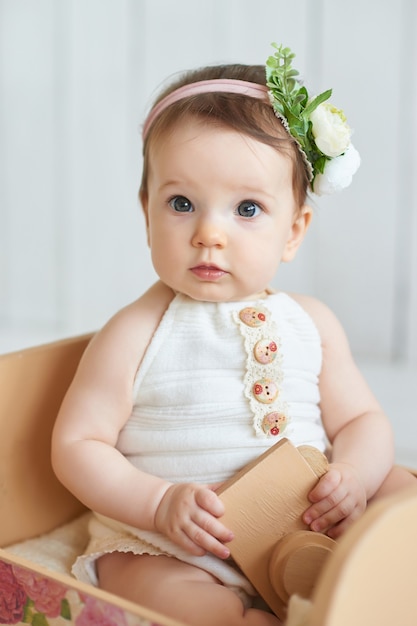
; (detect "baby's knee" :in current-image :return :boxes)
[372,465,417,501]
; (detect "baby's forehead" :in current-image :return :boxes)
[149,112,288,159]
[150,117,291,168]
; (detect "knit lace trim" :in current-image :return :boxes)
[233,305,290,438]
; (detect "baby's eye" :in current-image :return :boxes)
[169,196,194,213]
[236,200,262,218]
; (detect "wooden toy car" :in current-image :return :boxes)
[217,437,336,620]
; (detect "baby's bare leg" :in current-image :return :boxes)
[371,465,417,501]
[97,553,281,626]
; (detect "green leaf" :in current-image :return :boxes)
[265,42,339,185]
[32,613,49,626]
[23,599,34,623]
[303,89,332,117]
[285,69,300,79]
[313,155,329,174]
[293,93,307,108]
[60,598,72,620]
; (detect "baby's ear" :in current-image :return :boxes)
[282,204,313,263]
[140,191,151,246]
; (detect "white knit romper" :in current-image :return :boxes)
[73,292,326,604]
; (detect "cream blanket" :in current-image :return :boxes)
[4,513,312,625]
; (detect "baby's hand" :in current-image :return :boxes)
[303,463,367,539]
[154,483,234,558]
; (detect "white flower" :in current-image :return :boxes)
[310,102,351,158]
[313,144,361,196]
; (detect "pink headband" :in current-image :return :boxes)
[142,79,270,140]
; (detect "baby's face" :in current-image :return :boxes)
[142,117,310,302]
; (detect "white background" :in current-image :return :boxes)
[1,0,416,464]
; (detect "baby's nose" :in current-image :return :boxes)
[191,216,227,248]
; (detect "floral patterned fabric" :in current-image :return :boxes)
[0,558,169,626]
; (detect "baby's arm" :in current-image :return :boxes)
[292,295,395,538]
[51,281,232,558]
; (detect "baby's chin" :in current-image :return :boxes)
[173,285,273,303]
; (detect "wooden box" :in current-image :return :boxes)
[0,335,182,626]
[1,336,417,626]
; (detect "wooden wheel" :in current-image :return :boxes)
[269,530,335,604]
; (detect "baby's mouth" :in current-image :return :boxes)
[190,265,228,281]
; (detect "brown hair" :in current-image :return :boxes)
[139,64,309,211]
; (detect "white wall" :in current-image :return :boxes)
[1,1,416,458]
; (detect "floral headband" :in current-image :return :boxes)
[142,44,360,196]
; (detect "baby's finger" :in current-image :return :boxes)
[308,468,342,503]
[308,492,356,533]
[326,518,350,540]
[194,510,234,544]
[326,499,365,538]
[166,517,228,558]
[169,527,207,557]
[304,484,348,527]
[186,519,232,559]
[196,486,225,518]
